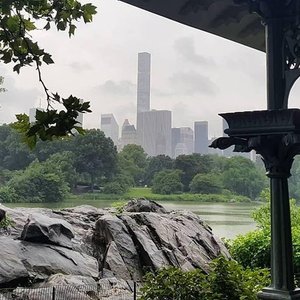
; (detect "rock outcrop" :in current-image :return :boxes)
[0,200,230,299]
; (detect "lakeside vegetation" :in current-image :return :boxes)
[0,124,272,204]
[1,123,300,206]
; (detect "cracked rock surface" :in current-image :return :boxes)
[0,200,230,299]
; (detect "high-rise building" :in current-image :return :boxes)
[29,107,43,124]
[100,114,119,146]
[136,52,151,146]
[120,119,137,149]
[171,127,194,158]
[194,121,208,155]
[171,128,181,158]
[137,52,151,114]
[139,110,172,157]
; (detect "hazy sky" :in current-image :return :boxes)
[1,0,300,137]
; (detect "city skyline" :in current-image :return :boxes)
[3,0,299,137]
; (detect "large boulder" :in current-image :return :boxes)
[124,199,167,213]
[21,213,75,248]
[93,204,230,280]
[0,237,98,286]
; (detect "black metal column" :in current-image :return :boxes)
[258,171,300,299]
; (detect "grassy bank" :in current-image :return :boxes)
[68,187,251,203]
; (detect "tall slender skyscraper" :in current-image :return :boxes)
[137,52,151,114]
[137,52,151,147]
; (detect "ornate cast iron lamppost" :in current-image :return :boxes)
[119,0,300,298]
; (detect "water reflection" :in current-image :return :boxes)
[158,201,260,239]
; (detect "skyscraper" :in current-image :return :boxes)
[139,110,172,157]
[136,52,151,146]
[194,121,208,155]
[120,119,137,149]
[100,114,119,146]
[137,52,151,114]
[29,107,43,124]
[171,127,194,158]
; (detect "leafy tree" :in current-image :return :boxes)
[2,161,69,202]
[118,144,148,185]
[174,154,213,191]
[144,155,173,186]
[43,151,77,189]
[0,125,35,170]
[222,156,266,199]
[1,1,96,145]
[190,173,223,194]
[72,129,117,190]
[152,170,183,195]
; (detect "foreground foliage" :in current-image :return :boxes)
[1,1,96,144]
[229,190,300,274]
[139,257,270,300]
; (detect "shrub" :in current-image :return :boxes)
[139,257,270,300]
[6,162,69,203]
[103,182,126,194]
[230,192,300,272]
[229,230,270,269]
[190,173,223,194]
[152,170,183,195]
[0,186,18,203]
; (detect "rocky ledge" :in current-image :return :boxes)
[0,199,230,299]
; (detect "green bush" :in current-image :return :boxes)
[6,162,69,203]
[139,257,270,300]
[0,185,18,203]
[190,173,223,194]
[230,191,300,272]
[0,215,15,229]
[152,170,183,195]
[103,182,126,194]
[229,230,270,269]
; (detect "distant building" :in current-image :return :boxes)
[29,107,43,124]
[138,110,172,157]
[174,142,188,158]
[100,113,119,145]
[120,119,137,149]
[171,128,181,158]
[171,127,194,158]
[194,121,208,155]
[136,52,151,146]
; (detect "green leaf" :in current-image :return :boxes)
[42,53,54,64]
[44,22,51,30]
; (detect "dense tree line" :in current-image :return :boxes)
[0,124,277,202]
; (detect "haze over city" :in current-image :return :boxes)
[1,0,300,137]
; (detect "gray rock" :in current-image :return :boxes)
[93,214,142,281]
[93,208,230,278]
[124,199,167,213]
[21,213,75,248]
[0,237,98,285]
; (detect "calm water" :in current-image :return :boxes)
[5,200,260,239]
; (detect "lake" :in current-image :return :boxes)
[5,200,261,239]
